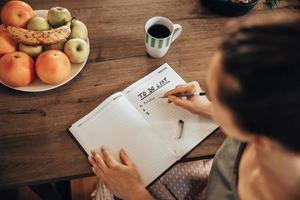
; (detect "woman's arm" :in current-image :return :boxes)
[164,81,212,118]
[89,147,153,200]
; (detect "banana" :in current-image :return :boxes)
[6,22,71,46]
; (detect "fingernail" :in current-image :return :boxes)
[120,148,126,155]
[101,149,107,155]
[91,150,96,156]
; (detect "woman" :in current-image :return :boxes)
[89,15,300,200]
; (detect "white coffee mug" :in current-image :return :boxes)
[145,16,182,58]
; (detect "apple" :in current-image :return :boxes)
[44,39,67,51]
[47,7,72,28]
[0,52,35,87]
[1,0,35,28]
[19,43,43,58]
[0,27,17,58]
[70,19,88,40]
[64,38,89,63]
[27,16,51,31]
[36,50,71,85]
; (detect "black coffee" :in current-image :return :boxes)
[148,24,171,38]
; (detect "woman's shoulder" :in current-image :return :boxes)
[215,137,244,159]
[205,137,245,200]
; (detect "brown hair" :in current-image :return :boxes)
[218,14,300,152]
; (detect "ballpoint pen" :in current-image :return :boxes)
[160,92,206,98]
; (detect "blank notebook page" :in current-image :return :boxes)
[70,94,176,186]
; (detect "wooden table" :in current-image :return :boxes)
[0,0,298,192]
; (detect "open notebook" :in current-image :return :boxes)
[69,63,218,186]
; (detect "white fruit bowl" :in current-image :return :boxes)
[0,10,89,92]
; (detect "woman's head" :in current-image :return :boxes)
[208,15,300,153]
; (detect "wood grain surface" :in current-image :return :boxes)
[0,0,299,190]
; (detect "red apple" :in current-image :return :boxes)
[36,50,71,85]
[0,52,35,87]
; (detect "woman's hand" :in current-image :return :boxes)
[89,147,152,200]
[164,81,212,117]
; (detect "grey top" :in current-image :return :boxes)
[205,138,246,200]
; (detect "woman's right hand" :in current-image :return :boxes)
[163,81,212,117]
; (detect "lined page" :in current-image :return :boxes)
[70,93,177,186]
[123,63,219,157]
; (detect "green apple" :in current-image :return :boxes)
[27,16,51,31]
[70,19,88,40]
[47,7,72,28]
[44,39,67,51]
[19,43,43,58]
[64,38,89,63]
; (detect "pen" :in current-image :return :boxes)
[177,120,184,139]
[160,92,206,98]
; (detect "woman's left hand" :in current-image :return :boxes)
[89,147,152,200]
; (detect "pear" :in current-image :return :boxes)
[70,19,88,40]
[19,43,43,58]
[44,39,67,51]
[47,7,72,28]
[27,16,51,31]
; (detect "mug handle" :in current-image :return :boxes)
[171,24,182,43]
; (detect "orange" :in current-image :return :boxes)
[1,1,35,28]
[0,51,35,87]
[36,50,71,85]
[0,28,17,58]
